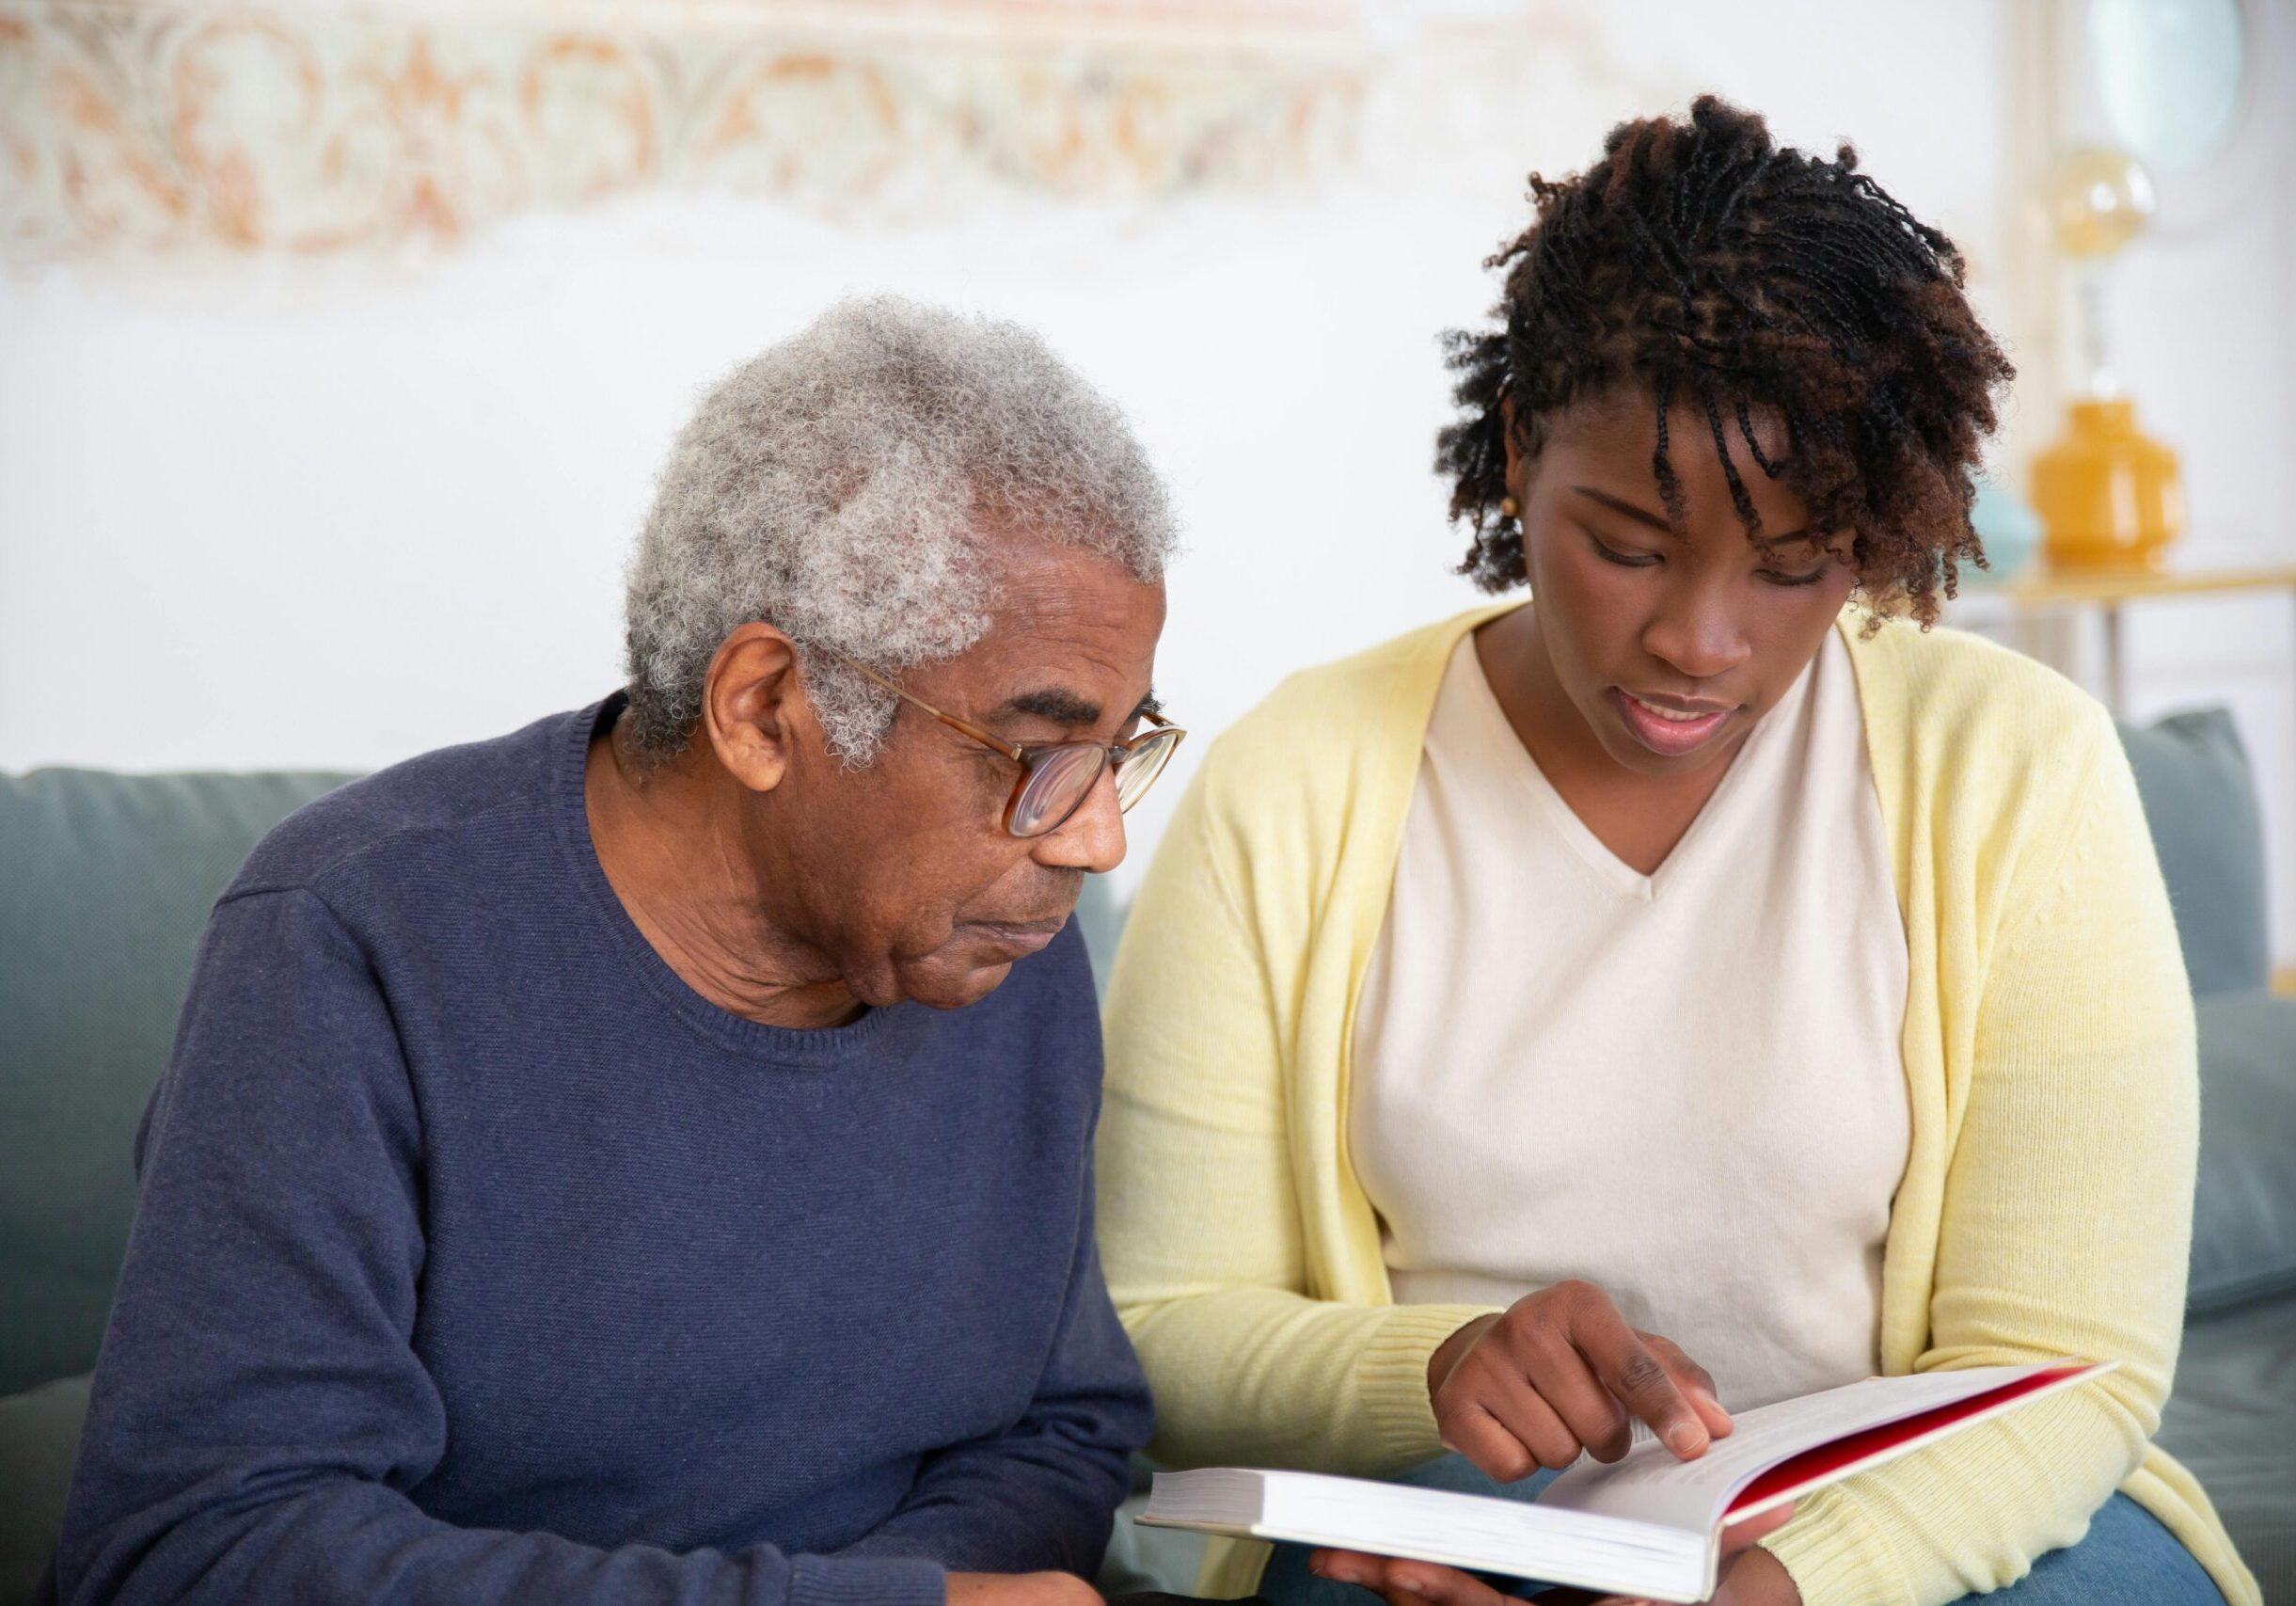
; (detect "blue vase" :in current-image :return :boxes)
[1967,475,2042,584]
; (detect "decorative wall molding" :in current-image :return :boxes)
[0,0,1378,260]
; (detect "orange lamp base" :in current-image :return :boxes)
[2031,398,2185,573]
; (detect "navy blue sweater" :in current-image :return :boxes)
[51,698,1153,1606]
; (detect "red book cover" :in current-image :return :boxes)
[1726,1364,2098,1517]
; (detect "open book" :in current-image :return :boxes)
[1138,1361,2110,1604]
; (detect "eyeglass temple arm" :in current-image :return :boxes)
[820,649,1028,763]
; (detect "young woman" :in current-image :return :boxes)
[1097,99,2255,1606]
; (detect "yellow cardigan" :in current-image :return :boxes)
[1097,604,2256,1606]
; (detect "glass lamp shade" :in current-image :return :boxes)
[2049,145,2158,260]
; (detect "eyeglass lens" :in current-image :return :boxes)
[1006,743,1108,837]
[1111,729,1179,810]
[1007,728,1180,838]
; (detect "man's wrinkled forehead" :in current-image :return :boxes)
[914,574,1163,738]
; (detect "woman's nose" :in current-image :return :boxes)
[1640,580,1750,681]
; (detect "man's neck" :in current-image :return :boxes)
[582,719,865,1030]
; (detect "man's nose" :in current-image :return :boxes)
[1032,765,1127,875]
[1641,578,1751,681]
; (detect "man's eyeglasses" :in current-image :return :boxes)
[820,650,1185,839]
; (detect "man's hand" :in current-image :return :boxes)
[945,1571,1100,1606]
[1306,1501,1797,1606]
[1428,1281,1734,1481]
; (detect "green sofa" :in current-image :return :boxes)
[6,714,2293,1603]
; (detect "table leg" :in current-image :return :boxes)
[2102,603,2128,714]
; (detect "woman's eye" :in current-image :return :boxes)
[1759,564,1832,587]
[1589,533,1661,568]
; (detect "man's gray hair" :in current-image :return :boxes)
[623,295,1178,765]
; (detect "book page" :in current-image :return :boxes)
[1536,1365,2083,1534]
[1142,1469,1713,1601]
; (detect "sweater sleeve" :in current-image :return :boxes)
[1763,721,2199,1606]
[836,1136,1152,1576]
[52,888,945,1606]
[1098,771,1496,1476]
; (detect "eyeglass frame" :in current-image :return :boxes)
[815,647,1185,839]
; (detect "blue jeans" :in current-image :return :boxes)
[1257,1455,2225,1606]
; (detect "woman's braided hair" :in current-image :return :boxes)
[1438,96,2014,623]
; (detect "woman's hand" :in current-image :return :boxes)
[1427,1281,1735,1480]
[1308,1285,1770,1606]
[1699,1546,1802,1605]
[1306,1502,1797,1606]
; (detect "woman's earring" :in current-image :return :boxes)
[1499,496,1520,519]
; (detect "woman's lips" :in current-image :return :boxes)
[1611,688,1734,756]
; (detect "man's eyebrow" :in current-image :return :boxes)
[992,688,1163,728]
[994,689,1103,727]
[1570,485,1814,547]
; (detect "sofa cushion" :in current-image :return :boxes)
[2189,992,2296,1312]
[2118,709,2270,996]
[2156,1296,2296,1604]
[0,1373,88,1606]
[0,768,351,1395]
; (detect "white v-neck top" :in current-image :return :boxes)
[1350,627,1910,1409]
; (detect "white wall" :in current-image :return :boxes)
[2106,126,2296,959]
[22,0,2289,927]
[2045,0,2296,957]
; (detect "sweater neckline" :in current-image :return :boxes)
[1318,600,1882,1294]
[549,694,908,1065]
[1441,623,1824,900]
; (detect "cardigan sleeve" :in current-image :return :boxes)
[1097,765,1496,1475]
[1763,717,2200,1606]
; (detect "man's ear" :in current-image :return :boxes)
[700,623,815,794]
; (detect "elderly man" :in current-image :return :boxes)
[51,299,1178,1606]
